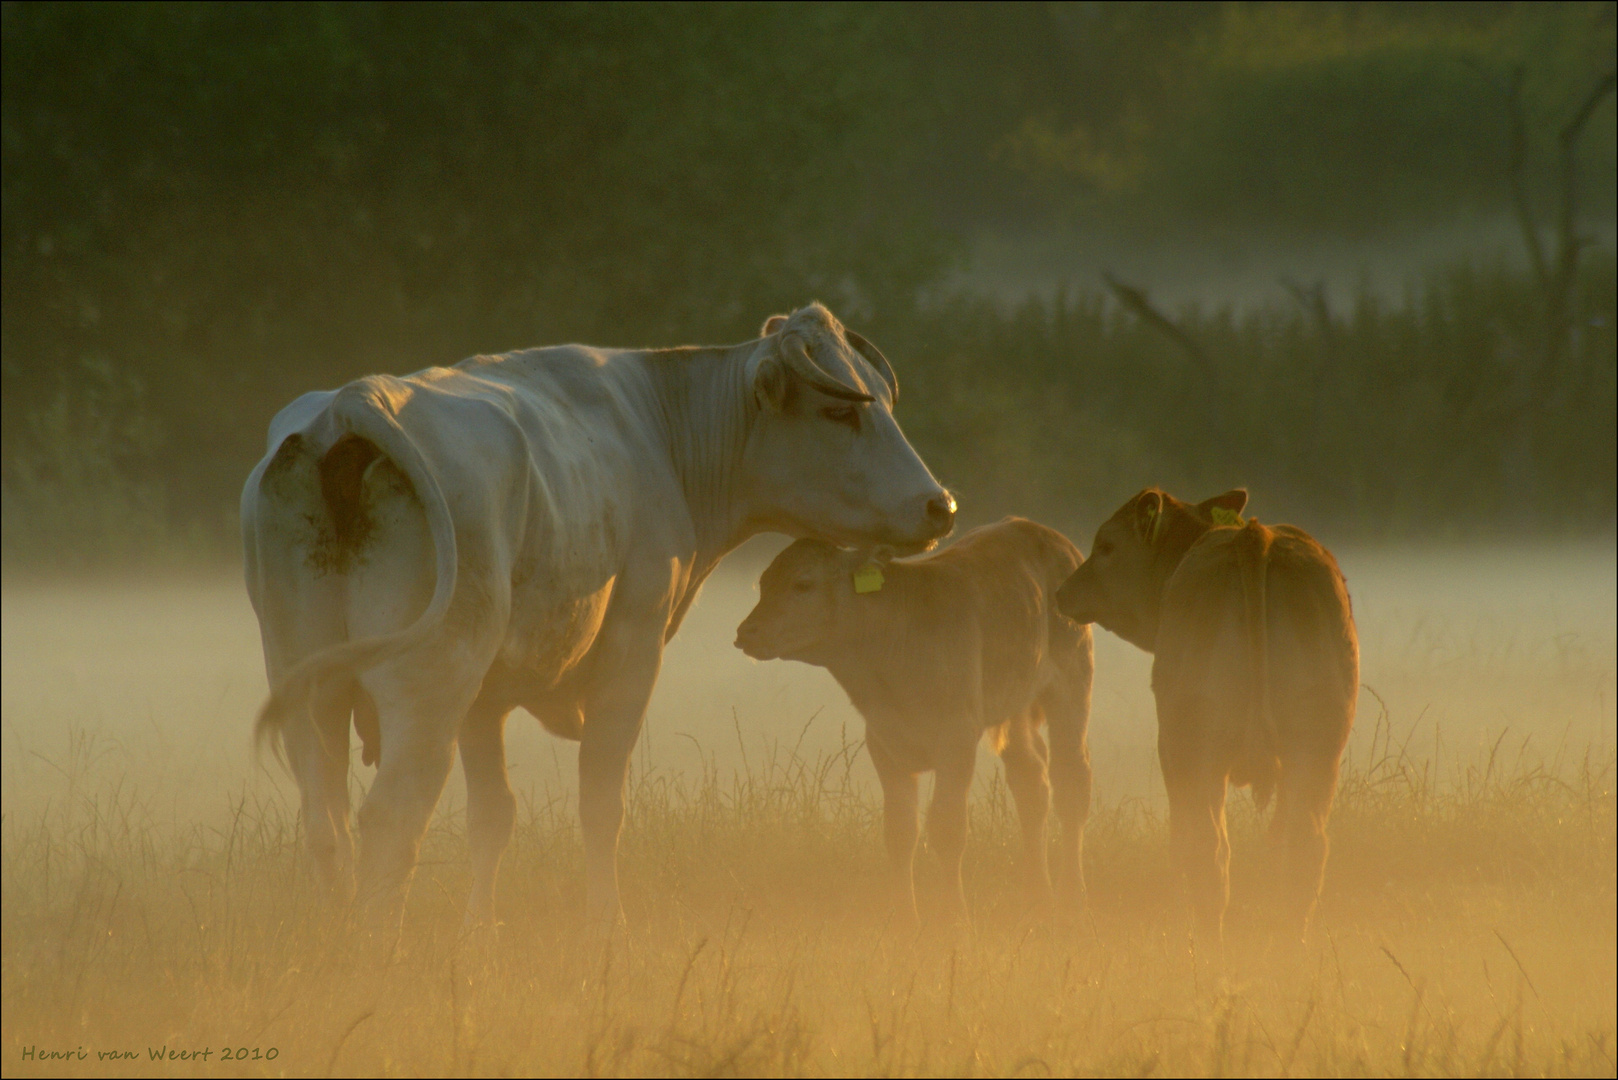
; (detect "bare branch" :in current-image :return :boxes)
[1504,67,1549,291]
[1554,69,1617,283]
[1281,277,1333,334]
[1101,271,1215,384]
[1544,69,1617,373]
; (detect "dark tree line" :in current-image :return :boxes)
[2,2,1613,562]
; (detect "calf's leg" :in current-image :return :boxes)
[868,739,920,924]
[1160,731,1231,944]
[999,714,1054,907]
[1274,749,1341,939]
[1042,681,1093,909]
[927,748,976,925]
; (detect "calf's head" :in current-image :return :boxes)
[735,539,873,666]
[741,304,954,555]
[1056,487,1248,651]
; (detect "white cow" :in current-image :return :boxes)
[243,303,954,928]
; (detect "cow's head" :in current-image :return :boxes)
[1056,487,1248,652]
[735,538,870,665]
[741,304,953,554]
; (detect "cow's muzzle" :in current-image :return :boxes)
[925,490,957,536]
[880,488,956,555]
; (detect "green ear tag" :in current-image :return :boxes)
[1210,506,1245,527]
[853,563,885,594]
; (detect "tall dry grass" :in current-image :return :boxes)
[3,711,1612,1078]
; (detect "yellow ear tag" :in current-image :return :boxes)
[1210,506,1245,527]
[853,563,885,594]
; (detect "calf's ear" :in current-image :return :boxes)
[1197,489,1249,518]
[1134,490,1165,543]
[760,314,790,337]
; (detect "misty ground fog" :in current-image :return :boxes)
[5,541,1615,1079]
[6,539,1612,829]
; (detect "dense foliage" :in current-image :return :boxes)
[2,2,1614,562]
[891,262,1616,540]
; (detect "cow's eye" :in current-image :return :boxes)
[821,404,860,431]
[792,579,816,593]
[1095,542,1112,557]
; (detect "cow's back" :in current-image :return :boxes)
[243,352,665,696]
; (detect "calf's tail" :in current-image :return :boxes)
[1238,520,1279,811]
[254,380,459,768]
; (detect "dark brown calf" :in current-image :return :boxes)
[1056,488,1357,941]
[737,518,1094,923]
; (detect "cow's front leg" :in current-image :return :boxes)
[578,639,662,927]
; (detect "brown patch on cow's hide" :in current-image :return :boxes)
[306,435,383,575]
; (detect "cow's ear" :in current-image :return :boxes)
[760,314,789,337]
[1134,490,1166,544]
[1197,489,1249,518]
[752,354,790,411]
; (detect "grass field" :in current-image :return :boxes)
[2,545,1614,1077]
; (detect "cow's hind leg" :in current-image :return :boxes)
[286,680,356,900]
[460,699,517,928]
[1000,713,1054,908]
[353,669,480,936]
[249,433,356,898]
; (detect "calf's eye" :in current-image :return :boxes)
[792,579,816,593]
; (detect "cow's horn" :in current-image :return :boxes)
[845,330,899,406]
[779,333,875,403]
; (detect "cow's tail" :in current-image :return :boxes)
[254,381,459,767]
[1238,520,1280,812]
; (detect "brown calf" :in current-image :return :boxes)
[736,518,1094,923]
[1056,488,1357,941]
